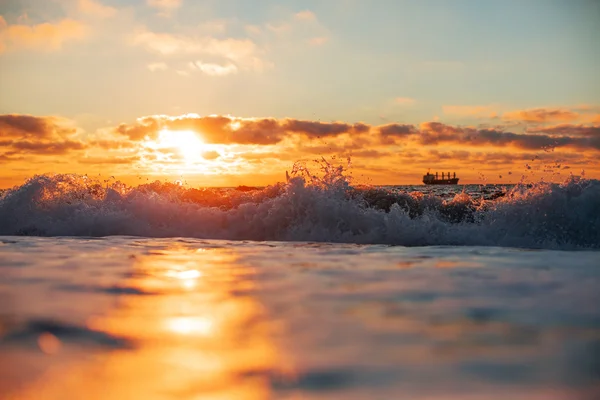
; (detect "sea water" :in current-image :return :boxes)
[0,172,599,399]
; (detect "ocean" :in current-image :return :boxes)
[0,171,599,399]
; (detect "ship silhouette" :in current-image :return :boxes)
[423,171,459,185]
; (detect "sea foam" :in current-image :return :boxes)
[0,168,598,250]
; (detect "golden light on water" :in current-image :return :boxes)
[166,316,214,336]
[4,247,284,400]
[165,269,202,289]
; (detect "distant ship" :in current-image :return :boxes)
[423,171,459,185]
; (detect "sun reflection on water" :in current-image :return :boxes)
[6,246,281,400]
[165,269,202,289]
[166,316,214,336]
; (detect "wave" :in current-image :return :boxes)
[0,167,599,250]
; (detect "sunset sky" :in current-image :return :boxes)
[1,0,599,187]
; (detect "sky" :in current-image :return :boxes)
[0,0,599,187]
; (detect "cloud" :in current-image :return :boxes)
[111,114,600,152]
[9,140,87,154]
[527,124,600,137]
[0,115,76,139]
[0,18,88,54]
[589,115,600,124]
[4,113,599,177]
[113,115,372,145]
[78,0,116,18]
[132,28,271,72]
[114,116,163,141]
[295,11,317,21]
[502,108,580,123]
[379,124,416,137]
[419,121,600,151]
[0,114,89,157]
[147,62,168,72]
[190,61,238,76]
[442,105,497,118]
[283,120,364,137]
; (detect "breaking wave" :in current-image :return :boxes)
[0,163,598,250]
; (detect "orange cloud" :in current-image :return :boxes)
[527,124,600,137]
[502,108,579,123]
[586,114,600,124]
[0,115,87,156]
[3,113,600,187]
[378,124,417,144]
[3,113,599,187]
[0,17,87,53]
[419,121,600,151]
[109,114,600,152]
[113,115,371,145]
[10,140,87,154]
[0,114,77,139]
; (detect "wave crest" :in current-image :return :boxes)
[0,170,598,249]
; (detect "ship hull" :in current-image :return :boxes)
[423,178,459,185]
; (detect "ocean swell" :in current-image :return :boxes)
[0,173,598,250]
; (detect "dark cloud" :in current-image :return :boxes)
[419,122,600,151]
[10,140,87,154]
[0,114,76,139]
[378,124,416,137]
[231,118,285,144]
[527,124,600,137]
[283,120,353,137]
[115,116,162,141]
[0,114,89,160]
[0,153,25,163]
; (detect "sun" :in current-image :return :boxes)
[157,129,205,161]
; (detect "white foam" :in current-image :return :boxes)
[0,172,598,249]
